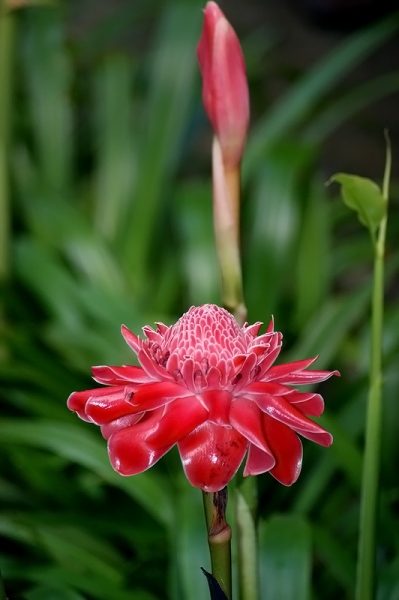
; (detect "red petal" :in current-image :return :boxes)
[178,422,247,492]
[85,392,136,425]
[137,349,173,381]
[254,393,332,446]
[243,443,275,476]
[67,386,125,421]
[266,318,274,333]
[264,417,303,485]
[92,365,152,385]
[142,326,163,343]
[101,413,144,440]
[108,409,172,476]
[255,345,282,380]
[146,396,208,450]
[229,397,272,455]
[205,365,222,389]
[264,357,318,380]
[201,390,231,426]
[244,381,293,396]
[121,324,141,353]
[126,381,191,412]
[288,392,325,417]
[233,353,258,390]
[244,322,262,337]
[270,369,340,385]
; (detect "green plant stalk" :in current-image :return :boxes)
[203,488,232,599]
[355,139,391,600]
[0,0,14,282]
[235,488,259,600]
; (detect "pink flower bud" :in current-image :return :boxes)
[197,2,250,168]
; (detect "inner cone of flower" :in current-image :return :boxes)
[68,304,339,492]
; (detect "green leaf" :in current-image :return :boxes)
[23,586,85,600]
[258,514,312,600]
[245,141,313,322]
[244,14,399,179]
[328,173,386,235]
[0,419,173,527]
[313,526,356,595]
[21,7,72,193]
[170,479,209,600]
[294,179,330,327]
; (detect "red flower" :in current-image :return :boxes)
[68,305,338,492]
[197,2,249,168]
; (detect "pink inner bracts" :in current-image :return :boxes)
[68,304,339,492]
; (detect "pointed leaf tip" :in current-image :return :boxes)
[201,568,229,600]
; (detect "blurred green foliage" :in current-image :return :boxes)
[1,1,399,599]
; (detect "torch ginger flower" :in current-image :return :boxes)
[68,305,338,492]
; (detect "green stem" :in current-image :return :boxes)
[355,135,391,600]
[235,487,259,600]
[203,488,232,600]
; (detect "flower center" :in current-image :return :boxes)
[164,305,247,368]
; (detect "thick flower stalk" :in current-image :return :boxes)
[68,304,338,492]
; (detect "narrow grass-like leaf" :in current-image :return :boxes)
[93,55,136,242]
[21,7,72,192]
[287,285,371,367]
[294,180,330,327]
[0,419,173,527]
[23,586,85,600]
[123,3,201,285]
[175,181,219,306]
[258,514,311,600]
[245,141,313,321]
[171,480,209,600]
[318,412,363,489]
[0,5,14,283]
[313,526,356,596]
[303,72,399,144]
[243,14,399,179]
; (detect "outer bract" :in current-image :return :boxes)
[68,305,338,492]
[197,2,249,168]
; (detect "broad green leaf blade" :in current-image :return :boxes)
[258,514,312,600]
[328,173,385,234]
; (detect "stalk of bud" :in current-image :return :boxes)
[197,2,249,323]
